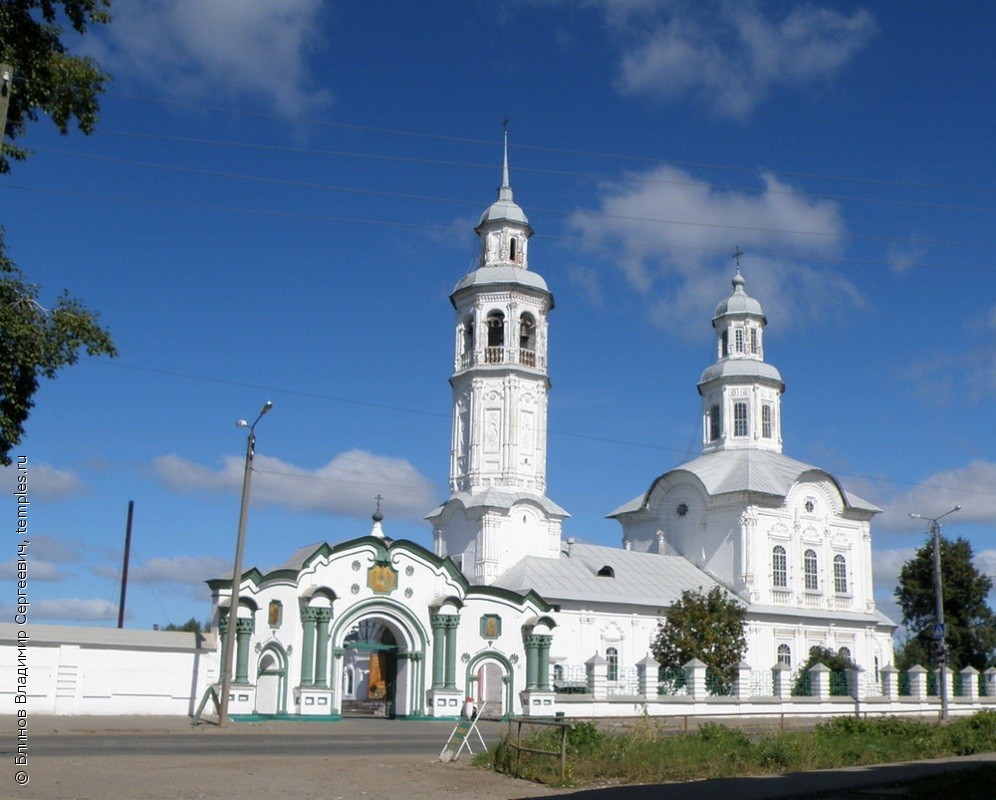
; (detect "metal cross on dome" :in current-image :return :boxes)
[732,246,744,272]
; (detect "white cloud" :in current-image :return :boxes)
[92,555,230,586]
[32,598,119,622]
[0,461,83,499]
[872,546,915,595]
[89,0,331,117]
[0,534,82,582]
[874,460,996,530]
[152,449,438,521]
[595,0,877,118]
[975,549,996,581]
[569,164,862,336]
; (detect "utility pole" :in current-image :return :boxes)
[117,501,135,629]
[909,504,961,722]
[0,65,13,147]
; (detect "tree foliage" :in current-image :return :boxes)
[895,535,996,670]
[0,228,116,465]
[0,0,112,172]
[651,586,747,688]
[791,645,856,695]
[163,618,207,633]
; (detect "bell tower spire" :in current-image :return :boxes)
[427,130,567,585]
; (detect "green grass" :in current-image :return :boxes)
[473,711,996,787]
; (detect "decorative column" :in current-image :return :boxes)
[217,616,231,682]
[313,608,332,688]
[430,614,446,690]
[234,617,255,685]
[300,607,318,687]
[536,635,552,691]
[847,665,866,703]
[439,614,460,690]
[524,635,542,690]
[409,652,424,716]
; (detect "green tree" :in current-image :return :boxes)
[0,0,112,172]
[651,586,747,690]
[163,618,206,633]
[792,645,856,696]
[895,535,996,671]
[0,228,116,465]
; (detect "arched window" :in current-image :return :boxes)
[803,549,818,591]
[777,644,791,667]
[833,554,848,594]
[709,405,721,441]
[772,545,787,588]
[721,330,729,357]
[735,328,744,353]
[485,310,505,362]
[606,647,619,682]
[838,646,852,663]
[509,237,517,261]
[519,313,536,366]
[462,314,474,359]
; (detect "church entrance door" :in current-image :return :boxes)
[342,621,398,717]
[476,661,506,719]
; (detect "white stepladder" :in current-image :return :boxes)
[439,702,487,762]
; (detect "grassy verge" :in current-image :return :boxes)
[473,711,996,786]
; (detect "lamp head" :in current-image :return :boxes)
[236,419,249,428]
[261,401,273,415]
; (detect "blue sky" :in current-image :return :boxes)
[2,0,994,634]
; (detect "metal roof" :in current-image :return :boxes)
[426,488,569,520]
[495,542,727,607]
[609,449,881,516]
[451,265,549,296]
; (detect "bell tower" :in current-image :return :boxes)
[698,261,785,454]
[427,131,567,585]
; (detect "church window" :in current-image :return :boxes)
[486,311,505,362]
[597,565,615,578]
[833,554,848,594]
[509,237,517,261]
[709,405,721,441]
[762,405,772,438]
[803,549,818,591]
[606,647,619,681]
[749,327,758,354]
[838,646,851,662]
[733,402,748,436]
[519,313,536,366]
[777,644,791,667]
[735,328,744,353]
[721,330,728,357]
[463,315,474,358]
[772,545,787,588]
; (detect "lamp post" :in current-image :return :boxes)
[218,401,272,727]
[909,504,960,721]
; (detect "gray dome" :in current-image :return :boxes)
[476,191,531,232]
[452,265,549,296]
[714,272,765,322]
[698,359,784,388]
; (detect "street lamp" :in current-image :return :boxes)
[908,504,961,721]
[218,401,273,727]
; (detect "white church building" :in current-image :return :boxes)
[205,139,897,720]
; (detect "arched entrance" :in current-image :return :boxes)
[255,644,288,715]
[341,620,398,716]
[328,599,428,719]
[466,652,513,719]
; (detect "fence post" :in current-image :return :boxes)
[908,665,928,700]
[734,661,752,700]
[848,665,866,702]
[771,662,792,699]
[984,667,996,698]
[636,654,657,698]
[880,664,899,700]
[960,666,979,700]
[940,666,954,702]
[684,658,707,699]
[809,663,830,700]
[585,653,608,700]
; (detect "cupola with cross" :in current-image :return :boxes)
[427,130,567,586]
[698,254,785,454]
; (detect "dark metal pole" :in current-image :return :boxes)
[0,65,12,148]
[931,520,948,721]
[117,500,134,629]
